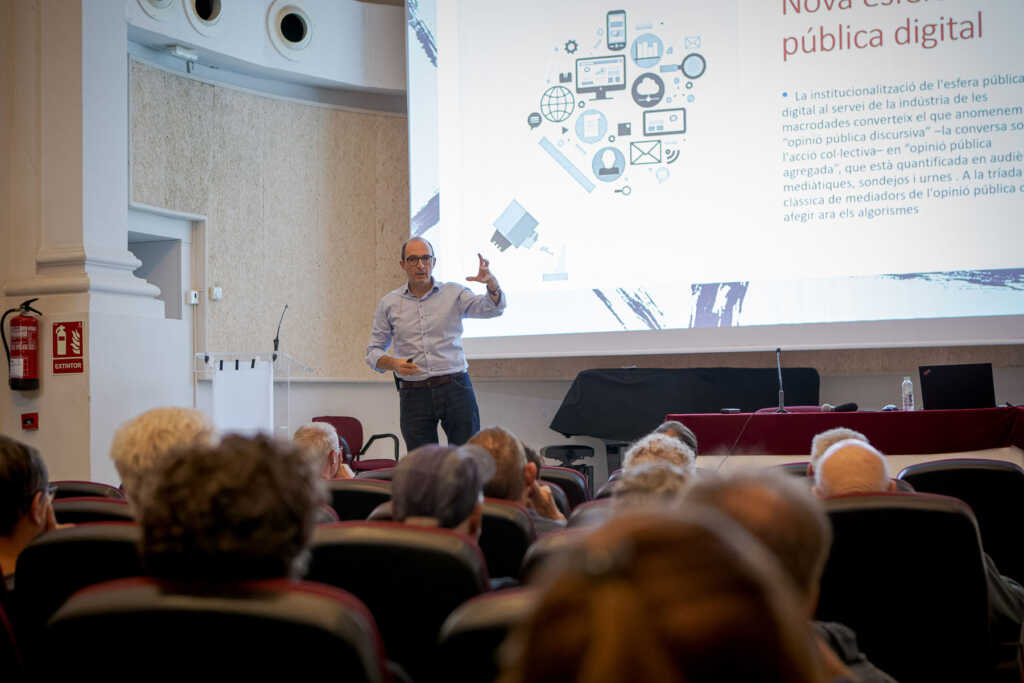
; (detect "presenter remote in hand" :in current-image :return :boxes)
[366,238,506,451]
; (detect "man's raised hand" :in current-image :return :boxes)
[465,253,495,286]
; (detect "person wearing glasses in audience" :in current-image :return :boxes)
[366,237,506,451]
[0,436,58,592]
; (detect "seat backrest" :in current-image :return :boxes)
[544,481,571,517]
[594,480,615,499]
[367,501,393,521]
[50,480,123,500]
[520,528,588,583]
[14,522,143,658]
[567,499,613,529]
[816,493,990,683]
[316,504,340,524]
[314,415,364,453]
[0,593,22,675]
[480,499,535,579]
[52,497,134,524]
[539,467,590,508]
[355,467,396,480]
[326,479,393,521]
[774,461,811,477]
[898,458,1024,584]
[48,578,388,680]
[306,521,488,681]
[437,588,538,683]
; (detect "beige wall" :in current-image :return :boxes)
[130,59,408,379]
[129,60,1023,383]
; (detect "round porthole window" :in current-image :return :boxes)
[138,0,174,21]
[184,0,224,37]
[193,0,221,22]
[280,12,307,44]
[268,2,313,60]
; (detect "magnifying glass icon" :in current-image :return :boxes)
[615,185,632,196]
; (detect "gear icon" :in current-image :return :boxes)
[564,39,578,54]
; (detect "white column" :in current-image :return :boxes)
[1,0,189,483]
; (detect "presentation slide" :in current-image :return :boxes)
[406,0,1024,357]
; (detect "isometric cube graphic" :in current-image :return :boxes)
[491,200,540,251]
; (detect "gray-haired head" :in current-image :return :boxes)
[655,420,699,455]
[612,461,691,511]
[392,443,496,530]
[623,432,696,473]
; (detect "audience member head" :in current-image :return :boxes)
[654,420,699,455]
[611,462,690,511]
[682,470,832,614]
[501,511,824,683]
[110,406,216,503]
[622,433,695,473]
[808,427,867,476]
[523,444,543,472]
[469,426,533,504]
[0,436,54,575]
[813,439,894,498]
[391,444,494,540]
[293,422,344,479]
[136,434,324,582]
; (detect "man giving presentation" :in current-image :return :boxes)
[366,237,506,450]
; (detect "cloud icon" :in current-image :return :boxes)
[636,76,659,96]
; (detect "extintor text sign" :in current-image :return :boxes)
[52,321,84,374]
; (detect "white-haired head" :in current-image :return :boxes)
[293,422,342,479]
[813,439,892,498]
[110,407,216,504]
[808,427,868,474]
[623,433,696,473]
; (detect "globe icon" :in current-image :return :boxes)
[540,86,575,123]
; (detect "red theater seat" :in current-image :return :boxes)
[48,577,389,680]
[816,492,989,683]
[314,415,399,471]
[306,521,488,681]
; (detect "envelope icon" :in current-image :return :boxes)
[685,35,701,49]
[630,140,662,165]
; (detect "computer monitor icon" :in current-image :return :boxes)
[575,55,627,100]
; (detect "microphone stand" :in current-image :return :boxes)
[776,347,788,414]
[272,304,288,362]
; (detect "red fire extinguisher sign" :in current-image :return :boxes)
[52,321,84,374]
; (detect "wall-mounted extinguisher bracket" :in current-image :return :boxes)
[2,298,43,391]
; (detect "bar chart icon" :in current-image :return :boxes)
[631,33,664,68]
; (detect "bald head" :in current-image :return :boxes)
[809,427,868,473]
[400,237,434,260]
[683,471,831,610]
[814,439,891,497]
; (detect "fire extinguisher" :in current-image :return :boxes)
[2,298,42,390]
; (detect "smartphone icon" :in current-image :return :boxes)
[607,10,626,51]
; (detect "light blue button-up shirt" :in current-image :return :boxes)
[365,280,506,380]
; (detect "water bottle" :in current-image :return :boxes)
[901,376,915,411]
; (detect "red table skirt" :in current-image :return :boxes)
[664,407,1024,456]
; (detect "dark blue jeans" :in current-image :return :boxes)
[398,372,481,451]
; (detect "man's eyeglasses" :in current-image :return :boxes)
[405,255,435,265]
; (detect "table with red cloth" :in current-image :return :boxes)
[665,407,1024,456]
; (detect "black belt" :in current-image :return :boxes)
[398,372,465,390]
